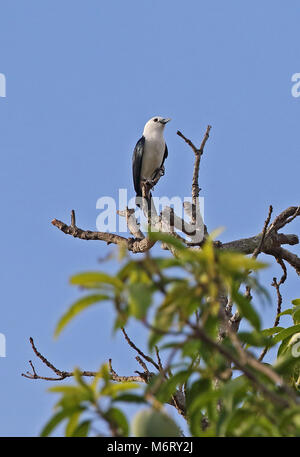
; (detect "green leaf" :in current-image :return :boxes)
[48,385,87,395]
[218,377,250,425]
[181,339,202,358]
[112,394,146,404]
[277,309,293,318]
[155,370,190,403]
[40,406,84,437]
[117,261,137,282]
[101,382,140,397]
[148,232,186,250]
[232,290,260,331]
[274,351,300,375]
[260,327,284,337]
[238,331,273,348]
[292,299,300,307]
[70,272,123,290]
[113,313,128,331]
[277,337,291,357]
[273,324,300,343]
[71,420,91,437]
[292,306,300,324]
[54,294,109,338]
[128,283,152,319]
[148,302,177,350]
[65,411,81,437]
[152,257,182,269]
[186,379,212,411]
[50,386,94,409]
[148,281,190,350]
[131,409,181,437]
[225,409,250,436]
[105,408,129,437]
[219,252,267,272]
[188,388,220,415]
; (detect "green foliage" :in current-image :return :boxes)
[44,234,300,436]
[131,408,182,437]
[42,365,138,437]
[54,294,110,338]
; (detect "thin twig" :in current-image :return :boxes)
[121,327,160,371]
[252,205,273,258]
[71,209,76,228]
[177,125,211,224]
[258,276,285,362]
[109,359,147,383]
[22,337,97,381]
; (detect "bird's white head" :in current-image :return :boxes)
[143,116,171,137]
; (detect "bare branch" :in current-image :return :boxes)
[109,359,148,383]
[155,346,164,374]
[268,206,300,234]
[52,212,155,254]
[222,206,274,340]
[272,247,300,276]
[117,207,144,239]
[121,327,160,371]
[22,337,97,381]
[135,356,149,373]
[177,125,211,225]
[258,273,286,362]
[252,205,273,258]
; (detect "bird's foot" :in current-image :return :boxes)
[142,178,155,188]
[149,166,165,187]
[158,165,165,176]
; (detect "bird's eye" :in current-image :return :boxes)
[154,118,158,122]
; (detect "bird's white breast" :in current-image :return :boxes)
[141,134,165,180]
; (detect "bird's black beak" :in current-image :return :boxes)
[160,118,171,125]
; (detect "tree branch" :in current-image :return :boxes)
[52,212,155,253]
[188,322,296,408]
[21,337,97,381]
[177,125,211,227]
[22,331,187,418]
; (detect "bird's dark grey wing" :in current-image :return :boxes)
[132,136,145,196]
[161,143,168,167]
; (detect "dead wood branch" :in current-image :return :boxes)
[177,125,211,227]
[22,337,97,381]
[22,331,186,417]
[52,211,155,253]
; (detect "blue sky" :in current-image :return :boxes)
[0,0,299,436]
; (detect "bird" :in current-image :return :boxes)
[132,116,170,207]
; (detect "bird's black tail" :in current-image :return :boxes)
[135,191,153,214]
